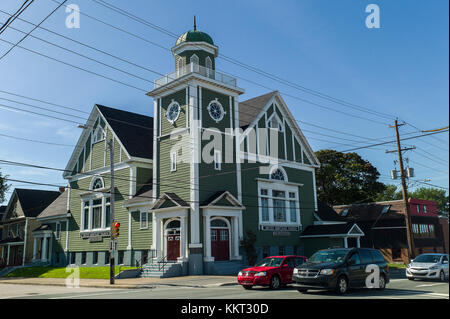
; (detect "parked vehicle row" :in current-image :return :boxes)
[237,249,449,294]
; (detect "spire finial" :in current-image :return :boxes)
[194,15,197,31]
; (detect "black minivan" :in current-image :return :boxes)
[292,248,389,294]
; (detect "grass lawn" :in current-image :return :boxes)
[388,263,406,269]
[5,266,136,279]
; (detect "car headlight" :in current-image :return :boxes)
[429,265,440,270]
[254,271,266,277]
[319,269,335,276]
[293,268,298,274]
[238,271,243,276]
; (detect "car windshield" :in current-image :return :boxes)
[254,257,284,267]
[414,255,441,263]
[308,250,349,264]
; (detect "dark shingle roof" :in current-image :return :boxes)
[37,190,69,219]
[301,222,356,236]
[96,104,154,159]
[334,201,404,222]
[239,91,276,128]
[201,191,227,206]
[15,189,61,218]
[316,201,345,222]
[123,180,153,206]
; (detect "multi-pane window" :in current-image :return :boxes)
[413,223,436,238]
[82,196,110,231]
[258,184,300,226]
[170,152,177,172]
[56,222,61,240]
[140,212,148,229]
[214,150,221,170]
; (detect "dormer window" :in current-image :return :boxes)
[267,114,283,132]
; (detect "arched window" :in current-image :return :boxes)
[91,177,104,190]
[190,54,199,66]
[211,219,228,228]
[270,168,286,181]
[205,56,212,69]
[167,220,180,229]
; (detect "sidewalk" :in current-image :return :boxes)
[0,275,238,289]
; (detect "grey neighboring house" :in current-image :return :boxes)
[33,190,71,266]
[0,189,61,267]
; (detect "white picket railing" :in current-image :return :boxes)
[154,63,237,88]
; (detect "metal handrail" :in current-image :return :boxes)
[158,255,169,273]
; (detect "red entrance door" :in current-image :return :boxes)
[211,229,230,261]
[166,235,180,261]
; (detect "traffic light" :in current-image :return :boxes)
[114,222,120,238]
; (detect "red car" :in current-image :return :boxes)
[237,255,307,289]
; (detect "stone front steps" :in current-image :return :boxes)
[140,261,183,278]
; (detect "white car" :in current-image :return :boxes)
[406,253,449,281]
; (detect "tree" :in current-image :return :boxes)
[0,168,10,204]
[375,184,402,202]
[315,150,386,206]
[408,187,449,217]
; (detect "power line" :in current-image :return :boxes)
[0,0,34,35]
[0,132,75,147]
[0,0,66,60]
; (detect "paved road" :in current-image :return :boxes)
[1,278,448,299]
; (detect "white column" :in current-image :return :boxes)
[33,237,37,261]
[356,237,361,248]
[179,216,187,261]
[232,216,240,260]
[65,220,69,252]
[42,237,48,261]
[127,212,132,250]
[6,244,10,265]
[344,237,348,248]
[203,215,213,261]
[154,217,161,260]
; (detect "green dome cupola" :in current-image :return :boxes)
[172,17,218,72]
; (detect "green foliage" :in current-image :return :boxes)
[241,229,258,266]
[315,150,386,206]
[375,184,402,202]
[0,169,10,204]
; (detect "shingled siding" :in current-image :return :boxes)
[158,133,190,201]
[91,140,105,170]
[67,167,130,252]
[48,221,67,254]
[130,210,152,250]
[240,162,315,247]
[136,167,152,191]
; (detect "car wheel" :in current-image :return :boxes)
[336,276,348,295]
[439,271,446,282]
[378,274,386,290]
[297,288,308,294]
[269,275,281,290]
[243,285,253,290]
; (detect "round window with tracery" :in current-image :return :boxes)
[207,99,225,123]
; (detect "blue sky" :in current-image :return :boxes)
[0,0,448,204]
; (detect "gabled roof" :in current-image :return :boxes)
[96,104,154,160]
[150,192,189,210]
[315,201,346,222]
[8,189,61,218]
[37,190,69,220]
[200,191,244,208]
[238,91,320,166]
[301,222,364,237]
[239,91,276,129]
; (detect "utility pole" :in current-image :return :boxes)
[389,120,415,262]
[108,139,115,285]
